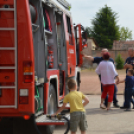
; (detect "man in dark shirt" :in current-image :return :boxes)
[120,47,134,109]
[83,48,119,107]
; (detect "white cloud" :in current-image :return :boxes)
[67,0,134,39]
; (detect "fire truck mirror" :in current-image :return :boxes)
[82,32,87,40]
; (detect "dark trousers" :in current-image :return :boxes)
[123,84,134,108]
[99,75,118,106]
[124,88,134,108]
[101,83,118,106]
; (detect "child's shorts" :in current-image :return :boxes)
[70,111,88,132]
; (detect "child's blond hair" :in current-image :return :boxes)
[67,79,76,89]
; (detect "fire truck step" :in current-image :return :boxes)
[36,114,70,126]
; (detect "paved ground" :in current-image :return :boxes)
[55,95,134,134]
[80,69,126,95]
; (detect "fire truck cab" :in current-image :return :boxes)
[0,0,86,134]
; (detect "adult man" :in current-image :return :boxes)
[120,47,134,109]
[83,48,119,108]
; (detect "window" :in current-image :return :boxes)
[66,16,72,34]
[66,16,73,45]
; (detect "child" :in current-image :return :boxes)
[117,69,134,111]
[52,79,89,134]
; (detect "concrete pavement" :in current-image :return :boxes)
[54,95,134,134]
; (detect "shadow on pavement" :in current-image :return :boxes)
[86,108,134,115]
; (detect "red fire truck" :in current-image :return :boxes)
[0,0,86,133]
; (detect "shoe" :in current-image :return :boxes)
[113,103,120,108]
[120,106,126,109]
[107,108,112,111]
[125,108,131,111]
[100,104,106,109]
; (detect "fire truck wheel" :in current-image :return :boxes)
[45,84,57,134]
[38,84,57,134]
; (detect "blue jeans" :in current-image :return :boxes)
[125,88,134,108]
[99,75,118,106]
[124,84,134,108]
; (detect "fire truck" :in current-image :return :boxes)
[0,0,86,133]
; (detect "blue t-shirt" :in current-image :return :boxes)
[125,76,134,89]
[93,57,114,65]
[125,57,134,73]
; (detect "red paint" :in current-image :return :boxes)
[0,0,83,127]
[36,122,65,126]
[63,13,76,77]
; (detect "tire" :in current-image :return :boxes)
[38,84,57,134]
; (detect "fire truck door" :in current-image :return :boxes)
[64,15,76,77]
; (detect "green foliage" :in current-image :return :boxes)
[115,54,124,69]
[85,27,92,38]
[90,5,120,49]
[68,6,71,11]
[120,27,132,41]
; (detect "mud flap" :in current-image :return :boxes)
[0,115,41,134]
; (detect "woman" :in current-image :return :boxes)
[95,52,119,111]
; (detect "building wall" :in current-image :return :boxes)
[113,40,134,50]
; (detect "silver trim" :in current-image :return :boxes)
[0,86,16,89]
[14,0,18,109]
[0,47,16,50]
[0,66,16,69]
[0,0,18,109]
[0,28,15,31]
[24,72,33,75]
[44,30,53,35]
[0,105,16,108]
[0,8,14,11]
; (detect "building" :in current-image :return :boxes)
[113,40,134,50]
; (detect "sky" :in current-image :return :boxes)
[67,0,134,40]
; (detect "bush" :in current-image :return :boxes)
[115,54,124,69]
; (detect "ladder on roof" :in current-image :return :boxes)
[0,0,17,109]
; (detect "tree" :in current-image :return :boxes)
[85,27,92,38]
[120,27,132,40]
[115,54,124,69]
[90,5,120,49]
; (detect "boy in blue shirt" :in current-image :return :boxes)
[117,69,134,111]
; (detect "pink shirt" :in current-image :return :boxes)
[95,61,118,85]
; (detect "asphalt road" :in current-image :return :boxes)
[54,95,134,134]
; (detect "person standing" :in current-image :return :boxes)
[52,79,89,134]
[117,69,134,111]
[120,47,134,109]
[96,52,119,110]
[83,48,120,108]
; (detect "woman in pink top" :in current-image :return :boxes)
[96,52,119,111]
